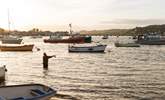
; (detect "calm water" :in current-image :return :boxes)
[1,36,165,100]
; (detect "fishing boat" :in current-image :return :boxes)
[0,65,7,81]
[115,42,140,47]
[1,36,23,44]
[0,44,34,51]
[44,24,91,44]
[44,36,84,43]
[68,44,107,52]
[0,84,56,100]
[135,33,165,45]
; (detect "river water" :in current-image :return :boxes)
[0,36,165,100]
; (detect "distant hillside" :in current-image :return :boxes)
[127,24,165,35]
[0,24,165,36]
[80,24,165,36]
[80,29,130,36]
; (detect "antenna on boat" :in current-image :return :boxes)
[69,23,72,35]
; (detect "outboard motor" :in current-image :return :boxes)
[3,65,7,72]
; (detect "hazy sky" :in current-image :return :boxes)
[0,0,164,31]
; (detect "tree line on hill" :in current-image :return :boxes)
[80,24,165,36]
[0,28,69,36]
[0,24,165,36]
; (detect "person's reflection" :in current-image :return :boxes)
[42,69,49,78]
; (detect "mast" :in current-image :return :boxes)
[7,9,11,33]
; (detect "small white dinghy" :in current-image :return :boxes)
[68,44,107,52]
[0,84,56,100]
[0,65,7,81]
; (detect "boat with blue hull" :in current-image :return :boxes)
[0,84,56,100]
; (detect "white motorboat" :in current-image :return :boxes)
[115,42,140,47]
[68,44,107,52]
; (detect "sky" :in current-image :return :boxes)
[0,0,164,31]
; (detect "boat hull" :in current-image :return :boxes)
[0,84,56,100]
[115,43,140,47]
[44,37,84,43]
[69,45,107,52]
[136,40,165,45]
[1,38,22,44]
[0,44,34,51]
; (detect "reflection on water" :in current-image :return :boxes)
[0,36,165,100]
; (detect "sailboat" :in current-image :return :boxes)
[0,10,34,51]
[1,9,22,44]
[1,36,22,44]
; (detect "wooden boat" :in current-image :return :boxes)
[0,65,7,81]
[0,84,56,100]
[135,33,165,45]
[115,42,140,47]
[0,44,34,51]
[1,36,22,44]
[68,44,107,52]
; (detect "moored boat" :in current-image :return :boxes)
[0,84,56,100]
[44,24,92,44]
[1,36,23,44]
[115,42,140,47]
[68,44,107,52]
[135,33,165,45]
[0,44,34,51]
[44,36,84,43]
[102,35,108,39]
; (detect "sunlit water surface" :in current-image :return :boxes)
[0,36,165,100]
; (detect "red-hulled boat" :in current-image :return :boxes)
[44,24,92,43]
[44,36,84,43]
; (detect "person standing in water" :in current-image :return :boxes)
[43,52,56,69]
